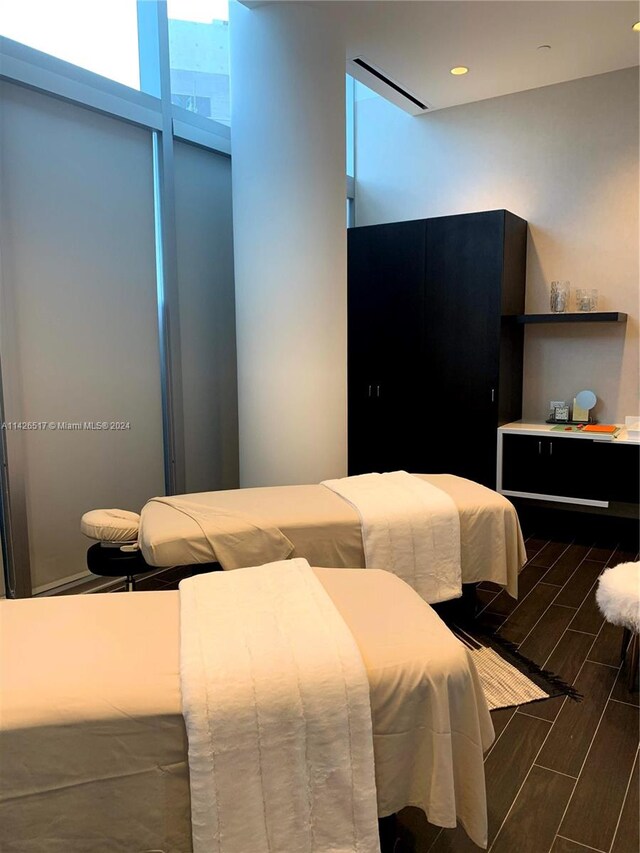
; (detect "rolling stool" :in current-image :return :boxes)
[596,561,640,691]
[81,509,148,591]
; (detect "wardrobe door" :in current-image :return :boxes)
[347,220,425,474]
[422,211,504,487]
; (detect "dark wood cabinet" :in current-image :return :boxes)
[500,430,640,512]
[502,435,605,502]
[502,435,550,497]
[593,443,640,504]
[347,219,427,475]
[348,210,527,487]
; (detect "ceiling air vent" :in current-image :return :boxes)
[347,56,430,116]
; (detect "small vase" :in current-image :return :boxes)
[550,281,570,313]
[576,289,598,312]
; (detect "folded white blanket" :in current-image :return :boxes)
[180,559,381,853]
[148,496,294,569]
[321,471,461,603]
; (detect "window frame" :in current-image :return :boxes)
[0,1,230,156]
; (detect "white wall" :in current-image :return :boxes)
[356,68,639,423]
[230,2,347,486]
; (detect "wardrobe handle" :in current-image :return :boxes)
[491,388,495,403]
[376,385,380,398]
[538,441,542,455]
[549,442,553,456]
[368,385,372,397]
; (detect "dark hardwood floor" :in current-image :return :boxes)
[394,534,640,853]
[116,534,640,853]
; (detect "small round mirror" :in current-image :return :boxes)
[575,389,597,411]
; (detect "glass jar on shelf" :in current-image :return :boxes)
[550,281,570,313]
[576,288,598,312]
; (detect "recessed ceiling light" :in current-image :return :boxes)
[633,21,640,31]
[450,66,469,76]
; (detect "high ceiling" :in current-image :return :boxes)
[329,1,639,112]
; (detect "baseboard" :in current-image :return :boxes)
[33,570,93,595]
[34,566,174,597]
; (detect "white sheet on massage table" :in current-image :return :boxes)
[140,474,525,596]
[0,569,494,852]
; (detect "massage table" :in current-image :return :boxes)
[0,568,494,852]
[138,474,526,597]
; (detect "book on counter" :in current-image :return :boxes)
[582,424,620,434]
[550,424,621,440]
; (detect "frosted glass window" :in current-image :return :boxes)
[0,83,164,590]
[174,140,239,493]
[0,0,141,90]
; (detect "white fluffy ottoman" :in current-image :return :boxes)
[596,561,640,632]
[596,561,640,690]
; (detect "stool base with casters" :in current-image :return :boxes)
[86,542,149,591]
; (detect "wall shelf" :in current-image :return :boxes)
[516,312,627,324]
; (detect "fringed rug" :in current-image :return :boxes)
[452,626,582,711]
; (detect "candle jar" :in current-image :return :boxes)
[550,281,570,313]
[576,288,598,312]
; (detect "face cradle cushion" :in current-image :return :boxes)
[80,509,141,545]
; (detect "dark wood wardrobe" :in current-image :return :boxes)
[347,209,527,488]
